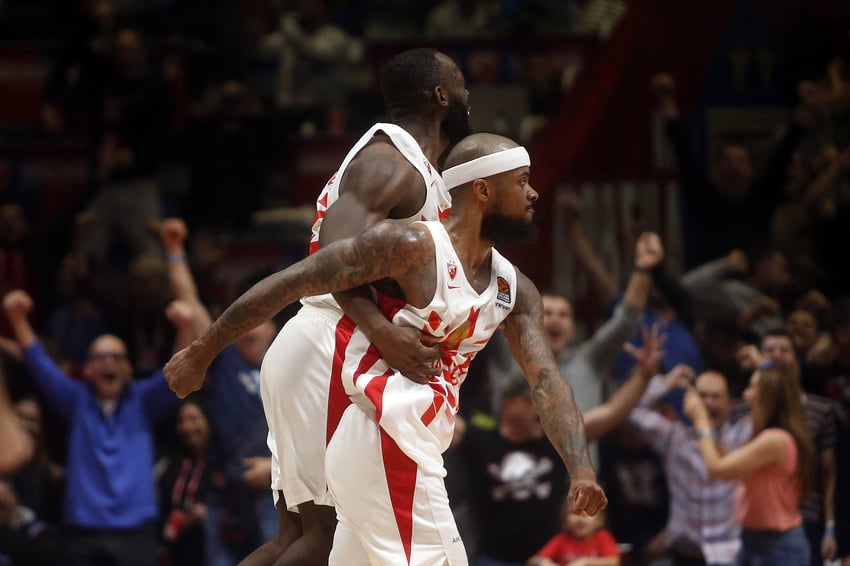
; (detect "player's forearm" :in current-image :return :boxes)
[195,235,393,356]
[333,287,389,339]
[531,367,596,480]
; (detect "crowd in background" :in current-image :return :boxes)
[1,1,850,565]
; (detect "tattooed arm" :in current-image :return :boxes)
[501,270,607,516]
[164,221,435,398]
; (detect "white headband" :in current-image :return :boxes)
[442,146,530,190]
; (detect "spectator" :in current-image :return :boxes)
[736,329,838,565]
[685,365,814,566]
[40,0,115,134]
[528,497,620,566]
[0,204,41,339]
[158,218,278,565]
[423,0,503,38]
[111,253,176,377]
[84,27,172,265]
[628,367,751,565]
[156,399,211,566]
[488,210,666,466]
[681,244,791,340]
[458,329,663,565]
[185,80,269,235]
[649,72,806,268]
[45,252,108,376]
[11,394,64,523]
[0,477,63,565]
[258,0,363,132]
[2,289,182,566]
[771,146,848,292]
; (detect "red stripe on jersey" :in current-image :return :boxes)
[375,290,406,321]
[326,315,357,445]
[379,427,417,564]
[419,391,444,427]
[362,368,393,423]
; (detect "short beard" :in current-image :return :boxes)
[480,214,538,246]
[442,94,472,144]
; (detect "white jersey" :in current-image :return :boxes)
[303,123,451,311]
[339,221,517,477]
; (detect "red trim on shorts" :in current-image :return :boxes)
[379,427,417,565]
[326,315,357,445]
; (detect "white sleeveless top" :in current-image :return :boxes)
[340,221,517,477]
[303,123,451,311]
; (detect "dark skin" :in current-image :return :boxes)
[325,52,469,384]
[233,52,469,566]
[165,136,606,519]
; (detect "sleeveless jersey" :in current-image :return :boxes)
[303,123,451,311]
[341,221,517,477]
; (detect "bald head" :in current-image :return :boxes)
[444,133,520,170]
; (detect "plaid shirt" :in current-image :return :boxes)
[629,376,751,565]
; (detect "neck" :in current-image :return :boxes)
[444,212,492,273]
[393,115,446,164]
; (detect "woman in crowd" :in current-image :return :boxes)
[684,364,814,566]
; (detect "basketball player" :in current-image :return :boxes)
[227,48,472,566]
[165,133,607,565]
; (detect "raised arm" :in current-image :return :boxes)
[501,271,607,516]
[159,218,212,339]
[684,387,784,479]
[583,324,666,441]
[164,221,433,397]
[321,142,442,382]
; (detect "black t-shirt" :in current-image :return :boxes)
[462,424,567,562]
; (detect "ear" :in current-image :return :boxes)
[434,85,450,107]
[472,178,491,201]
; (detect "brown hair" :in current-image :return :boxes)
[751,366,814,497]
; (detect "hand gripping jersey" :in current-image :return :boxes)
[303,122,451,311]
[340,221,517,477]
[325,221,517,565]
[261,122,450,510]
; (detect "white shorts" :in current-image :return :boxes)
[326,404,468,566]
[261,303,354,509]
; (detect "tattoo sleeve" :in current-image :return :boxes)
[195,221,428,356]
[502,271,596,480]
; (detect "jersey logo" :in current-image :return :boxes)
[497,276,511,304]
[424,159,432,175]
[447,260,457,281]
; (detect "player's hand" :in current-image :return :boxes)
[164,344,212,398]
[569,478,607,517]
[372,325,442,384]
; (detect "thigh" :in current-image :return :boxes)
[261,308,341,508]
[328,520,371,566]
[326,406,467,566]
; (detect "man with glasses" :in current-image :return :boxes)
[3,289,182,566]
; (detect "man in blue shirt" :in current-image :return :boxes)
[3,289,179,566]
